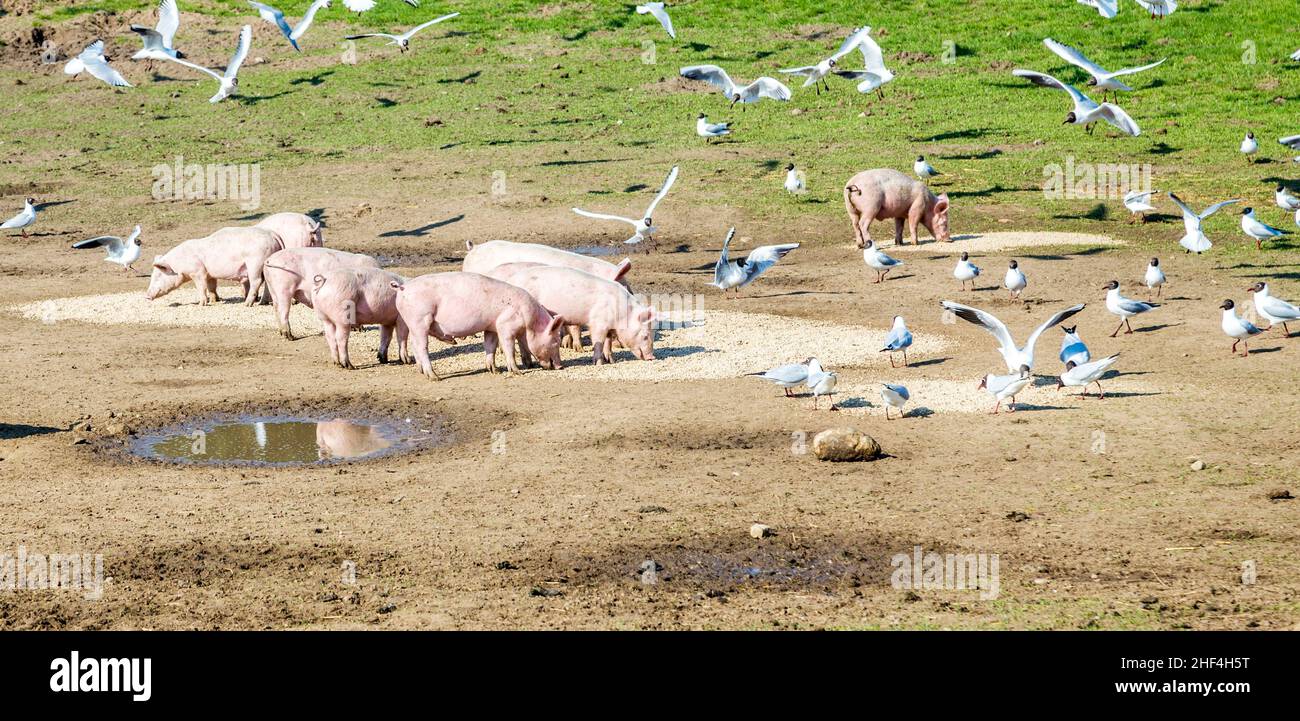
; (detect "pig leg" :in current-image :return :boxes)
[320,317,340,365]
[271,283,294,339]
[335,323,354,369]
[907,201,922,245]
[517,339,535,369]
[192,271,212,306]
[602,332,614,363]
[244,265,265,308]
[893,218,905,245]
[396,317,410,364]
[482,331,500,375]
[378,324,393,364]
[408,319,439,379]
[206,277,221,303]
[844,185,868,249]
[591,325,613,365]
[500,332,524,374]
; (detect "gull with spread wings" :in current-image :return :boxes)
[572,166,679,249]
[1012,69,1140,136]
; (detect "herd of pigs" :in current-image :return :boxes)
[144,212,657,378]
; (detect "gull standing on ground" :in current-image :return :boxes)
[1134,0,1177,19]
[913,155,939,181]
[162,24,251,103]
[1058,354,1120,398]
[695,114,731,141]
[679,65,792,108]
[1220,299,1263,356]
[1004,259,1027,299]
[1059,325,1091,366]
[572,165,678,248]
[1276,186,1300,211]
[1041,39,1165,103]
[131,0,183,67]
[1240,207,1283,250]
[1246,282,1300,336]
[783,164,805,194]
[941,300,1086,371]
[880,383,910,420]
[709,227,799,295]
[1104,280,1158,336]
[805,359,838,410]
[635,3,675,40]
[1123,189,1159,222]
[1,197,36,238]
[63,40,132,88]
[862,240,903,283]
[1011,69,1140,136]
[1168,193,1238,254]
[979,365,1033,414]
[1241,132,1258,163]
[879,315,913,367]
[1077,0,1118,19]
[953,252,980,291]
[346,12,460,53]
[72,226,143,273]
[1144,257,1166,299]
[249,0,330,52]
[747,358,812,397]
[831,26,893,97]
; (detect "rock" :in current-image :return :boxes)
[812,428,881,461]
[378,602,397,614]
[1266,488,1293,500]
[637,505,669,514]
[638,560,660,585]
[1190,459,1205,471]
[1006,511,1030,523]
[495,560,518,570]
[529,586,564,598]
[749,523,774,539]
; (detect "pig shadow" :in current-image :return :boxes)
[0,423,62,440]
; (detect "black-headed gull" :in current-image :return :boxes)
[1004,259,1027,299]
[573,165,678,248]
[1144,257,1166,300]
[780,26,878,95]
[1104,280,1157,336]
[1247,282,1300,336]
[880,383,910,420]
[1058,353,1120,398]
[1011,69,1140,136]
[1134,0,1177,19]
[879,315,913,367]
[131,0,183,64]
[1042,39,1164,103]
[941,300,1085,371]
[249,0,330,52]
[346,12,459,53]
[913,155,939,180]
[805,359,838,410]
[953,251,980,290]
[830,26,893,97]
[1077,0,1118,19]
[1,197,36,237]
[636,3,675,40]
[783,164,805,193]
[162,24,251,103]
[73,225,143,272]
[1219,299,1262,356]
[1123,189,1159,222]
[1275,186,1300,211]
[679,65,792,108]
[63,40,132,88]
[1241,132,1258,163]
[1059,325,1091,366]
[747,358,813,397]
[979,365,1032,414]
[695,113,731,141]
[862,240,903,283]
[1168,193,1238,254]
[709,227,799,295]
[1240,208,1283,250]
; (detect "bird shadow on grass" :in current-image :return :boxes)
[947,184,1025,199]
[33,199,75,211]
[1052,204,1109,221]
[238,91,294,105]
[624,183,648,193]
[1148,142,1179,156]
[942,149,1002,161]
[1138,212,1178,223]
[912,128,990,142]
[541,158,631,167]
[378,214,465,238]
[290,71,333,87]
[374,97,399,108]
[1133,322,1179,333]
[743,290,855,299]
[1246,346,1284,355]
[0,423,62,440]
[438,71,481,84]
[1021,247,1111,260]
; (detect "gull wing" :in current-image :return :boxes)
[778,65,818,76]
[160,55,222,82]
[405,12,460,40]
[1024,304,1087,357]
[738,76,791,102]
[249,2,291,37]
[1012,69,1089,107]
[680,64,737,96]
[832,26,871,61]
[882,383,910,401]
[1278,134,1300,150]
[1043,38,1108,79]
[1108,57,1165,78]
[942,301,1019,358]
[1198,198,1239,220]
[79,41,133,87]
[156,0,180,47]
[1097,103,1140,136]
[73,234,126,253]
[855,32,892,80]
[637,3,675,40]
[291,0,331,40]
[644,165,679,217]
[224,25,252,82]
[740,243,798,286]
[713,227,735,287]
[572,208,637,226]
[1167,193,1202,235]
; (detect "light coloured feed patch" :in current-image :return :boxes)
[887,231,1125,254]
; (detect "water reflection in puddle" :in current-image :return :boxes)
[133,416,437,466]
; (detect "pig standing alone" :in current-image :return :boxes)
[463,240,632,290]
[255,212,323,249]
[844,169,950,247]
[484,262,655,364]
[263,247,381,339]
[310,267,406,369]
[392,271,565,379]
[146,227,282,306]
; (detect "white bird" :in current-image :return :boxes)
[879,383,910,420]
[1134,0,1177,19]
[783,164,805,194]
[1004,259,1027,299]
[953,251,980,291]
[635,3,675,40]
[709,227,799,294]
[1041,39,1164,102]
[1247,281,1300,336]
[862,240,903,283]
[1058,353,1120,398]
[879,315,913,367]
[1275,186,1300,211]
[1241,132,1258,163]
[1144,257,1166,300]
[130,0,183,63]
[1059,325,1091,366]
[979,365,1033,414]
[1011,69,1140,136]
[779,56,841,94]
[941,300,1086,372]
[343,0,419,9]
[1168,193,1238,254]
[249,0,330,52]
[1077,0,1118,19]
[572,165,678,247]
[1104,280,1158,337]
[695,113,731,141]
[748,358,812,397]
[805,359,839,410]
[162,24,251,103]
[1293,49,1300,62]
[913,155,939,180]
[1240,207,1283,250]
[1,197,37,237]
[1123,189,1159,222]
[1278,134,1300,162]
[830,26,893,97]
[346,12,459,52]
[72,225,143,272]
[63,40,132,88]
[1219,299,1263,356]
[679,65,792,108]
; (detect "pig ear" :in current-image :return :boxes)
[934,194,950,212]
[152,261,175,275]
[546,315,565,334]
[637,307,654,324]
[614,258,632,281]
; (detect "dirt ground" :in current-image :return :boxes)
[1,152,1298,630]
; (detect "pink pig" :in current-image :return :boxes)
[485,262,655,365]
[310,267,406,369]
[844,168,950,247]
[392,271,565,379]
[263,247,381,339]
[146,227,283,306]
[255,212,323,248]
[463,239,632,290]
